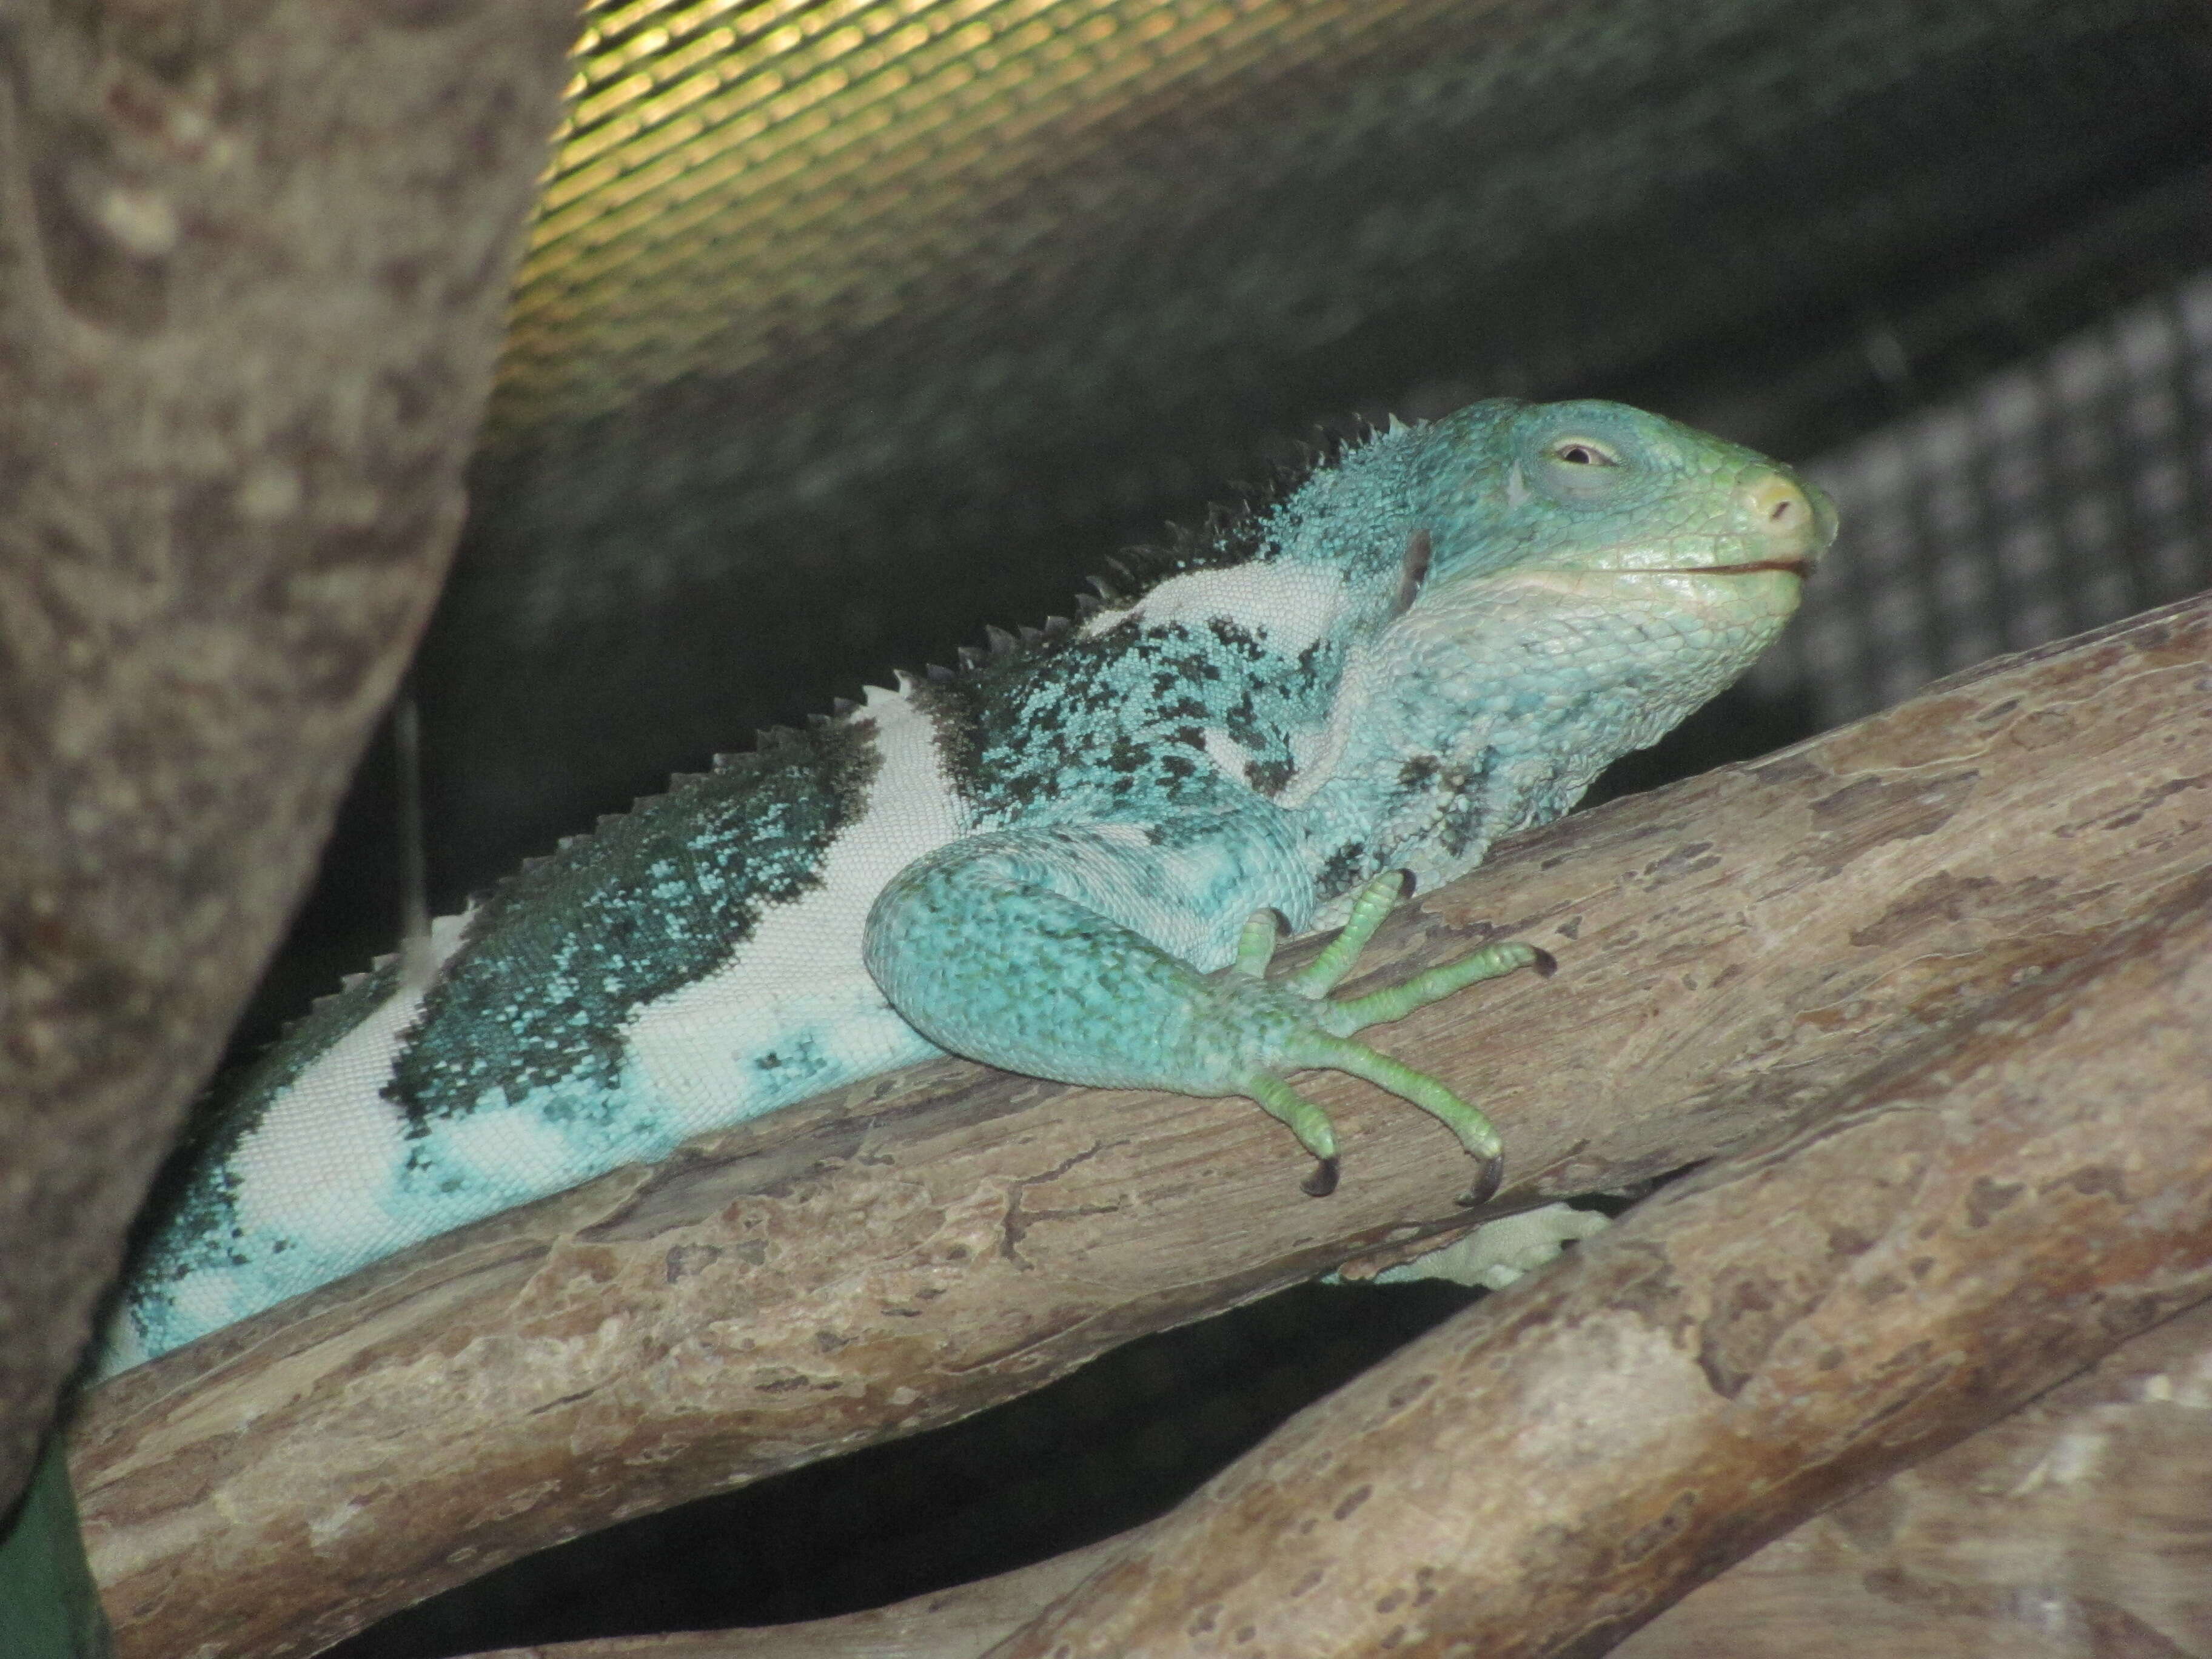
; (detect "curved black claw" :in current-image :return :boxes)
[1527,946,1559,979]
[1301,1155,1341,1198]
[1455,1153,1504,1209]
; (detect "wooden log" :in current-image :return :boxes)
[983,868,2212,1656]
[1615,1296,2212,1658]
[76,592,2212,1655]
[446,1294,2212,1659]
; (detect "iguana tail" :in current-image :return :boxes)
[0,1434,113,1658]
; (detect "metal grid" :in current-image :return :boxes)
[1759,270,2212,725]
[505,0,1475,435]
[492,0,2179,446]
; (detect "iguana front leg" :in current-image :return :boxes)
[863,825,1550,1201]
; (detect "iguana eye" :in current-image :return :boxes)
[1548,438,1618,467]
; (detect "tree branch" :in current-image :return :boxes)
[445,1289,2212,1659]
[75,591,2212,1656]
[987,862,2212,1656]
[1614,1292,2212,1657]
[0,0,578,1523]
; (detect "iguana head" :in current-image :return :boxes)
[1291,397,1835,900]
[1409,395,1831,600]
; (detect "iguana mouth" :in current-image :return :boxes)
[1641,557,1814,578]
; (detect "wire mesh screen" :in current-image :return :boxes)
[499,0,2127,443]
[1758,269,2212,726]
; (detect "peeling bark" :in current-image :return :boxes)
[0,0,578,1524]
[71,592,2212,1656]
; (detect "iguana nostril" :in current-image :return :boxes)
[1742,472,1826,554]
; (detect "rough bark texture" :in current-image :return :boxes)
[456,1295,2212,1659]
[986,869,2212,1657]
[0,0,577,1525]
[72,591,2212,1657]
[1614,1296,2212,1658]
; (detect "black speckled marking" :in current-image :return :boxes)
[941,614,1347,820]
[1316,840,1371,902]
[907,672,985,803]
[1399,753,1441,789]
[387,720,882,1124]
[902,446,1365,812]
[133,964,404,1274]
[1432,748,1503,862]
[752,1034,831,1085]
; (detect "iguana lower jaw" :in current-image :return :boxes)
[1483,563,1808,622]
[1640,556,1815,578]
[1718,556,1816,577]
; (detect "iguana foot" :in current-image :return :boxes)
[1232,871,1551,1201]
